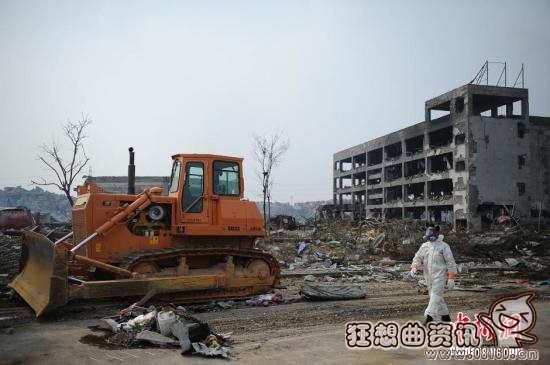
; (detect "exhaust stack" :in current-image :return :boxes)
[128,147,135,195]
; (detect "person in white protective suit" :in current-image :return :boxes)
[410,225,457,324]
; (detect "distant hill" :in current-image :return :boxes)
[255,201,328,221]
[0,186,327,223]
[0,186,71,221]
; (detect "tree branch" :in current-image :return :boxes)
[33,115,92,207]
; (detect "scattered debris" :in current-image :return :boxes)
[304,274,316,282]
[88,303,231,359]
[245,293,286,306]
[300,284,366,301]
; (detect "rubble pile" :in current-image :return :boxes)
[450,228,550,279]
[0,234,22,287]
[261,219,550,280]
[258,219,429,268]
[95,303,232,358]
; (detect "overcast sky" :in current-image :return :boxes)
[1,0,549,203]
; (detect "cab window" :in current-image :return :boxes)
[213,161,240,196]
[168,160,181,193]
[182,162,204,213]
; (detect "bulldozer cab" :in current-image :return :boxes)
[168,154,244,225]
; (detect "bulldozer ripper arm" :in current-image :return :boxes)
[96,187,162,235]
[70,187,162,253]
[73,255,133,278]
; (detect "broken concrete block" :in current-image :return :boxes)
[170,321,191,352]
[97,318,120,333]
[135,330,179,346]
[304,274,316,282]
[157,310,177,337]
[505,258,520,267]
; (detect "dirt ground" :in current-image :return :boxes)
[1,276,548,364]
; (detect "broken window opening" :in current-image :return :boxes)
[384,141,402,161]
[517,122,526,138]
[340,193,353,205]
[455,160,466,172]
[428,152,453,173]
[352,153,366,169]
[512,100,523,117]
[404,206,425,220]
[455,97,464,114]
[454,133,465,145]
[340,157,352,172]
[430,109,451,120]
[384,163,402,182]
[428,205,454,223]
[367,208,382,218]
[517,155,526,170]
[353,191,366,204]
[367,168,382,185]
[353,171,366,186]
[367,188,382,195]
[428,100,451,122]
[473,94,523,118]
[517,182,526,196]
[385,185,403,203]
[405,182,425,202]
[455,219,467,231]
[341,176,353,188]
[367,148,383,166]
[367,187,383,206]
[404,158,425,179]
[384,207,402,219]
[477,204,512,229]
[428,179,453,201]
[429,126,453,148]
[367,197,383,206]
[405,135,424,156]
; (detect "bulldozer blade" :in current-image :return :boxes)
[9,230,69,316]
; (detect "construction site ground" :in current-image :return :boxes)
[1,274,549,364]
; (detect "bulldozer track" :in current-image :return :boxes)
[119,247,280,278]
[114,247,281,304]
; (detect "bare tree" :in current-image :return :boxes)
[32,116,92,206]
[253,132,289,228]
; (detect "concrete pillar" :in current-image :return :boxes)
[491,107,498,117]
[424,182,429,221]
[521,98,529,118]
[450,98,456,116]
[424,130,430,151]
[506,102,513,117]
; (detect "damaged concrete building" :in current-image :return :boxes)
[333,83,550,231]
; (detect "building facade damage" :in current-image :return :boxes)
[333,83,550,231]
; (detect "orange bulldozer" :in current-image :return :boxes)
[10,149,279,316]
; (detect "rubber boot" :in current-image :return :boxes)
[441,314,452,322]
[423,315,433,326]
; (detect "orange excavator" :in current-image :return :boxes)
[10,149,279,316]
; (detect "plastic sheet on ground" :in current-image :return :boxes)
[300,284,366,301]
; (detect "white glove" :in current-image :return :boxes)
[410,267,417,277]
[447,279,455,289]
